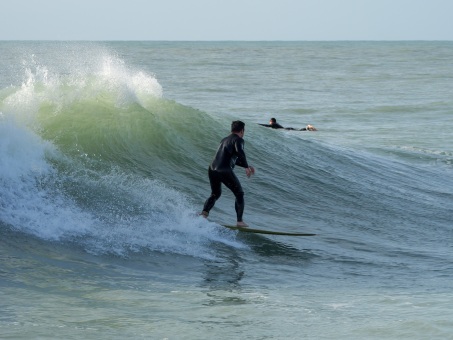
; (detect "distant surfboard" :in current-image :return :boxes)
[222,225,316,236]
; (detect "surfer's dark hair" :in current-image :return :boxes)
[270,118,277,123]
[231,120,245,133]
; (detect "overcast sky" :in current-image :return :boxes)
[2,0,453,41]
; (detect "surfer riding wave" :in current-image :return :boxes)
[201,120,255,227]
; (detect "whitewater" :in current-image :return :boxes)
[1,41,452,339]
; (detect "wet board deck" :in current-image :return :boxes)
[222,225,316,236]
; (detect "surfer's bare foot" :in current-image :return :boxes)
[200,211,209,218]
[236,221,249,227]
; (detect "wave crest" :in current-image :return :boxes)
[1,48,162,123]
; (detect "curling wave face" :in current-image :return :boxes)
[0,48,244,258]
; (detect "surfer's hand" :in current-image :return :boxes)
[246,166,255,178]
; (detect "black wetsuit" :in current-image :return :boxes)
[259,123,285,129]
[202,133,249,222]
[259,123,307,131]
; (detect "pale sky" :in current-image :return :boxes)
[2,0,453,41]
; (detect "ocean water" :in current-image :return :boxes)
[1,41,452,339]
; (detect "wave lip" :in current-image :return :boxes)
[2,50,163,120]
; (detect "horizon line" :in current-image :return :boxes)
[1,39,452,42]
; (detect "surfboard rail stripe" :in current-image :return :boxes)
[222,225,316,236]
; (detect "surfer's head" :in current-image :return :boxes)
[231,120,245,133]
[270,118,277,124]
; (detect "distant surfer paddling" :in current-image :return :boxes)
[259,118,317,131]
[200,120,255,227]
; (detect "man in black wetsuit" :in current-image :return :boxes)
[259,117,317,131]
[201,120,255,227]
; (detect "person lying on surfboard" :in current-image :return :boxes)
[200,120,255,227]
[259,118,317,131]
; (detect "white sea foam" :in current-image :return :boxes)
[0,118,93,240]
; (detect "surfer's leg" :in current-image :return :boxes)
[222,172,245,223]
[234,193,245,222]
[202,169,222,215]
